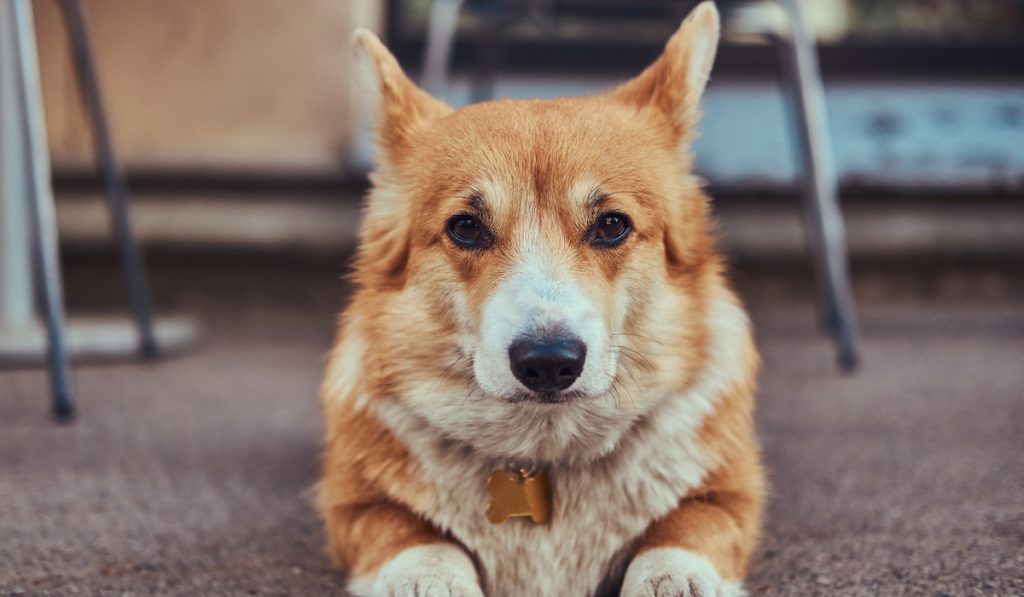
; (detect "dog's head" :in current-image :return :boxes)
[348,2,725,462]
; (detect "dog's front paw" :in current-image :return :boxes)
[621,548,743,597]
[369,544,484,597]
[376,572,482,597]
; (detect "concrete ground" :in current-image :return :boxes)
[1,256,1022,596]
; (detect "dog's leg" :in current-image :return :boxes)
[621,455,762,597]
[324,501,483,597]
[319,384,484,596]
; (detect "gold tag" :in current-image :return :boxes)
[486,468,551,524]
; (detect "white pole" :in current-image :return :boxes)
[0,2,36,330]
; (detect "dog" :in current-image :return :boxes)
[318,2,764,595]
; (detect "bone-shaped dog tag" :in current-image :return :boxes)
[486,469,551,524]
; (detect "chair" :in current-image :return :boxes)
[0,0,160,420]
[419,0,859,371]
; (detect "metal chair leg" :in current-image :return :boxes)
[9,0,76,420]
[423,0,510,104]
[776,0,859,371]
[422,0,466,98]
[772,35,836,331]
[58,0,158,358]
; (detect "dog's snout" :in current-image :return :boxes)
[508,336,586,394]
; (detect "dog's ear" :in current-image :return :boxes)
[352,29,452,165]
[609,1,719,146]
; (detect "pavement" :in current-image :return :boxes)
[1,256,1022,596]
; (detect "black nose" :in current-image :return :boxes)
[508,336,587,394]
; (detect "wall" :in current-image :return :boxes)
[34,0,382,173]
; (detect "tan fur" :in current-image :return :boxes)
[634,332,764,582]
[319,3,764,594]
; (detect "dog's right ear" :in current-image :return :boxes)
[352,29,452,165]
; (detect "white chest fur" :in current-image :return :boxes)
[371,300,749,596]
[375,390,713,596]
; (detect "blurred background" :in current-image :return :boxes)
[26,0,1024,258]
[2,0,1022,595]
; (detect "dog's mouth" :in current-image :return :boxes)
[506,389,589,405]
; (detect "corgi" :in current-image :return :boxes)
[318,3,764,595]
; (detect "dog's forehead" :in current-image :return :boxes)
[425,98,659,208]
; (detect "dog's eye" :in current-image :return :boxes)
[589,212,631,247]
[447,215,490,248]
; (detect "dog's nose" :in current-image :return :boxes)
[508,336,587,393]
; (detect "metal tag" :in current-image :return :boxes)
[485,468,551,524]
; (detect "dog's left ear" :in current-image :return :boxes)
[610,1,720,146]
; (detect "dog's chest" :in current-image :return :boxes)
[409,418,713,596]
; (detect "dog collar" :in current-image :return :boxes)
[485,467,551,524]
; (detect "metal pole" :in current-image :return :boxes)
[421,0,466,97]
[58,0,158,358]
[10,0,76,419]
[0,1,35,332]
[772,35,837,330]
[777,0,859,371]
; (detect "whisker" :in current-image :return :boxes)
[610,332,670,347]
[610,345,656,376]
[602,373,621,409]
[615,352,655,376]
[460,383,485,407]
[614,376,639,413]
[603,372,640,413]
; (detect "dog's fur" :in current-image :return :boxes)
[318,3,764,595]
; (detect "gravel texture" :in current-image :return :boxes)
[1,262,1021,596]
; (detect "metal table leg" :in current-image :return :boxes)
[776,0,860,371]
[58,0,158,358]
[7,0,76,420]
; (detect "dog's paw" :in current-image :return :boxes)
[376,572,482,597]
[620,548,744,597]
[368,544,484,597]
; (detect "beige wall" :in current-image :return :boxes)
[34,0,383,173]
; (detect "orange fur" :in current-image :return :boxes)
[634,325,764,581]
[319,3,763,594]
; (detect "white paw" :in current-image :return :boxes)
[621,548,744,597]
[376,572,482,597]
[361,544,484,597]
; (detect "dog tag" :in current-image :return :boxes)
[486,468,551,524]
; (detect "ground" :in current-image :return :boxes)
[1,257,1021,596]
